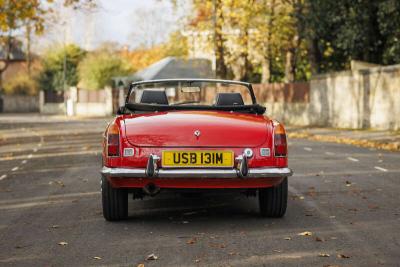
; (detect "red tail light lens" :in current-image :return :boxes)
[107,123,120,157]
[274,123,287,157]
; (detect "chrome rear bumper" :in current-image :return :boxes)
[101,166,293,179]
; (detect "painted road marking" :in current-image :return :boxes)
[347,157,359,162]
[325,152,335,155]
[304,147,312,152]
[374,166,388,172]
[11,167,19,172]
[0,174,7,181]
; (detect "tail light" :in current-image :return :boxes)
[107,122,120,157]
[273,122,287,157]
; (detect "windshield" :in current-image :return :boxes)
[128,80,254,106]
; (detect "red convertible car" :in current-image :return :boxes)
[101,79,292,221]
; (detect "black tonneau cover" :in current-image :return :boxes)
[125,103,266,114]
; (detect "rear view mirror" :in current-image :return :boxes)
[181,86,201,93]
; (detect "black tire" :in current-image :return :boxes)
[101,175,128,221]
[258,177,288,218]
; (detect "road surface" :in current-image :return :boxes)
[0,114,399,266]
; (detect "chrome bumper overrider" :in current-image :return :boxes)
[101,166,293,179]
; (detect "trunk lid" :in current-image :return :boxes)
[124,111,269,147]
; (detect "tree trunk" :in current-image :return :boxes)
[26,23,32,76]
[261,0,276,83]
[261,58,270,83]
[285,33,300,83]
[240,28,252,81]
[214,0,227,79]
[284,50,294,83]
[308,38,321,74]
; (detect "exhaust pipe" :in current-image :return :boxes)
[143,183,160,196]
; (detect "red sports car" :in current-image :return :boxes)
[101,79,292,221]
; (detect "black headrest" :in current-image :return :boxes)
[140,90,169,105]
[215,93,244,106]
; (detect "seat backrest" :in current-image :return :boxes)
[140,90,169,105]
[215,93,244,106]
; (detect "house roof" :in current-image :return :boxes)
[134,57,214,81]
[112,57,214,87]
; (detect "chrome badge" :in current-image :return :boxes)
[194,130,201,137]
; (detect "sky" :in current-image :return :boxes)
[33,0,190,52]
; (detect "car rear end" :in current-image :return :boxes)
[101,112,292,221]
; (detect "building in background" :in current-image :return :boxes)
[0,39,27,86]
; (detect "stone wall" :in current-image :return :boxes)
[310,64,400,130]
[0,94,39,112]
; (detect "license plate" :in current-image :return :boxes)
[162,150,234,168]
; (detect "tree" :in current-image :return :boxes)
[301,0,400,74]
[125,31,188,73]
[0,0,96,90]
[37,44,85,91]
[378,0,400,64]
[0,0,46,89]
[187,0,229,79]
[186,0,304,82]
[181,0,400,81]
[78,46,132,90]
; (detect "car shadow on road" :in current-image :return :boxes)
[125,191,262,222]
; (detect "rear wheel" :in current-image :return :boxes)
[258,177,288,217]
[101,175,128,221]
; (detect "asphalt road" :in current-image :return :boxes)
[0,114,399,267]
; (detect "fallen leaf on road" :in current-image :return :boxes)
[329,216,336,219]
[299,196,305,200]
[58,241,68,246]
[368,204,379,210]
[307,187,317,197]
[315,237,325,242]
[345,181,352,187]
[318,253,330,257]
[284,237,291,240]
[298,231,312,236]
[137,264,145,267]
[273,250,282,253]
[146,253,158,260]
[51,225,60,229]
[337,254,350,259]
[93,256,102,260]
[186,238,197,245]
[194,259,201,263]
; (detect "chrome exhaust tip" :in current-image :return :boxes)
[143,183,160,196]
